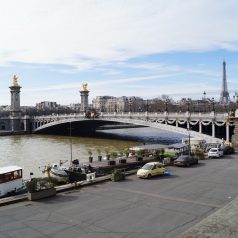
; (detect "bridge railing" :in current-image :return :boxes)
[33,111,228,121]
[99,112,228,120]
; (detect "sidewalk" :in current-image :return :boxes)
[0,170,136,207]
[178,197,238,238]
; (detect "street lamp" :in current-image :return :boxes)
[187,99,190,112]
[233,92,238,108]
[146,100,149,112]
[145,100,150,121]
[69,121,72,165]
[203,91,206,112]
[165,100,168,112]
[187,125,192,157]
[211,97,215,112]
[129,101,132,113]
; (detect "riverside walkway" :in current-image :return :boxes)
[179,196,238,238]
[1,154,238,237]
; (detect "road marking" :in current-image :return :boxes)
[112,187,222,208]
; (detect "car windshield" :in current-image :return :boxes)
[177,156,188,161]
[141,164,153,170]
[210,149,218,152]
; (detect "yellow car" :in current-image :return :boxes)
[137,162,166,179]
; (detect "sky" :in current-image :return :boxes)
[0,0,238,106]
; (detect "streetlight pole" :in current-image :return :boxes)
[146,100,149,121]
[203,91,206,112]
[187,125,191,157]
[187,99,190,112]
[234,92,238,109]
[129,102,132,118]
[69,121,72,165]
[211,98,215,112]
[165,100,168,112]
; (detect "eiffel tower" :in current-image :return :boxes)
[219,61,230,104]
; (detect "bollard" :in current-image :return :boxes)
[86,172,96,182]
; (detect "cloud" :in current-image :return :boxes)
[0,0,238,68]
[22,73,177,92]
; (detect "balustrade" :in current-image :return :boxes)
[32,111,231,142]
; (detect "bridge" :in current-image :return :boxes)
[31,111,235,143]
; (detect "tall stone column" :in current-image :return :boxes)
[9,75,22,131]
[80,83,89,112]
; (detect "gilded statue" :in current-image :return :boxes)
[82,83,88,91]
[13,75,19,86]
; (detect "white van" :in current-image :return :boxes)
[0,166,24,197]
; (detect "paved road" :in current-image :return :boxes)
[1,154,238,238]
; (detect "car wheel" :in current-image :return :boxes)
[147,174,152,179]
[186,163,190,167]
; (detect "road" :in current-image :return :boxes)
[0,154,238,238]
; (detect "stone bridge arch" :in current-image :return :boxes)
[33,115,224,143]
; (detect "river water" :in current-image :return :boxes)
[0,128,185,179]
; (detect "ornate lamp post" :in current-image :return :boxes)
[165,99,168,112]
[187,99,190,112]
[203,91,206,112]
[188,127,191,157]
[233,92,238,109]
[128,99,132,118]
[211,97,215,112]
[146,100,150,121]
[146,100,149,112]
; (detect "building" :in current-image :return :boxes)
[69,103,81,112]
[92,96,144,112]
[36,101,58,111]
[92,96,115,112]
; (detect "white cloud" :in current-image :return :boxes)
[0,0,237,105]
[0,0,238,68]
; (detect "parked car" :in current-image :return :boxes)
[137,162,166,179]
[174,155,198,167]
[208,148,223,158]
[223,146,235,155]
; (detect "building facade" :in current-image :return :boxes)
[92,96,144,112]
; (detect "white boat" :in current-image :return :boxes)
[0,166,25,197]
[42,159,88,183]
[42,163,69,183]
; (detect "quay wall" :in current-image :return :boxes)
[0,131,29,136]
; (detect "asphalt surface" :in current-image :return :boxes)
[1,154,238,238]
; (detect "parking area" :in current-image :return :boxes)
[1,154,238,238]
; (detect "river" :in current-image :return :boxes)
[0,128,185,179]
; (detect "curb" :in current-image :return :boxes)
[0,170,137,206]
